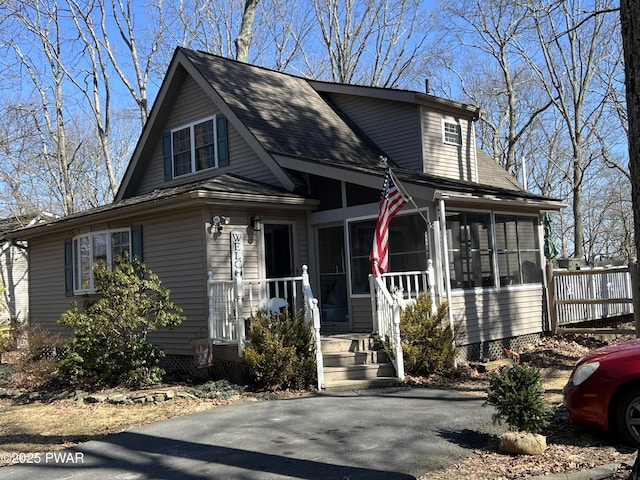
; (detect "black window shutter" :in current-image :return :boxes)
[131,225,143,261]
[64,238,73,297]
[216,115,229,167]
[162,132,173,180]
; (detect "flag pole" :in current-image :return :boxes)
[381,158,431,228]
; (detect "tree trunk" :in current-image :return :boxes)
[235,0,260,62]
[620,0,640,474]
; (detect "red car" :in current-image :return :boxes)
[563,338,640,445]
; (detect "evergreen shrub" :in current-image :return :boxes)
[486,361,553,433]
[400,293,460,376]
[58,258,185,387]
[243,308,316,390]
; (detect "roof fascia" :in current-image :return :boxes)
[309,81,483,119]
[11,189,317,240]
[435,191,565,211]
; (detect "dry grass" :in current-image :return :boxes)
[0,395,241,460]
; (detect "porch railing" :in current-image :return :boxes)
[207,265,324,390]
[368,260,436,381]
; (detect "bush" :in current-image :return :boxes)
[58,258,185,387]
[400,294,461,376]
[10,324,62,389]
[243,308,316,391]
[190,379,246,400]
[486,362,553,433]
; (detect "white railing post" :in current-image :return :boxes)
[392,297,404,381]
[427,259,437,315]
[234,270,245,357]
[302,265,324,390]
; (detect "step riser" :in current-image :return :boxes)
[320,336,396,388]
[323,364,396,382]
[323,351,389,367]
[320,337,381,353]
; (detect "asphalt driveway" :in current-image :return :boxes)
[2,386,502,480]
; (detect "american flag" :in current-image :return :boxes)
[370,168,408,277]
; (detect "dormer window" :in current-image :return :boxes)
[442,120,462,146]
[163,115,228,180]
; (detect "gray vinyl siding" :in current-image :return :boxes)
[28,232,75,338]
[325,93,423,171]
[0,244,29,327]
[27,209,209,356]
[421,107,477,182]
[450,286,545,346]
[141,209,209,355]
[134,75,280,197]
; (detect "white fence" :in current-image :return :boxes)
[549,265,636,331]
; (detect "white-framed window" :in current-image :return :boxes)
[442,120,462,146]
[73,229,131,293]
[171,116,218,177]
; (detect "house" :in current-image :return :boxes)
[0,214,55,341]
[10,47,562,386]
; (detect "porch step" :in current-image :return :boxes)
[320,334,398,391]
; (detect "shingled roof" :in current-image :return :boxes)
[181,48,383,168]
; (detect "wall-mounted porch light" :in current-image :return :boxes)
[250,215,262,232]
[212,214,230,233]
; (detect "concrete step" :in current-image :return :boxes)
[320,335,382,353]
[321,378,400,393]
[323,363,396,383]
[322,350,389,367]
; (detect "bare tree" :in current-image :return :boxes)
[621,0,640,260]
[311,0,432,87]
[3,1,78,215]
[524,0,621,260]
[439,0,553,175]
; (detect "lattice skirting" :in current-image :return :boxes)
[456,332,542,363]
[160,355,247,384]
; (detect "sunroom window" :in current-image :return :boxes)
[73,229,131,293]
[349,213,428,294]
[446,211,494,289]
[446,211,542,290]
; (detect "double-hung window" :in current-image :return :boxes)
[442,120,462,146]
[70,228,132,293]
[163,115,229,180]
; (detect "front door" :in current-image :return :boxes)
[264,223,294,300]
[317,225,350,330]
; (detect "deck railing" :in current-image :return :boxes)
[207,265,323,390]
